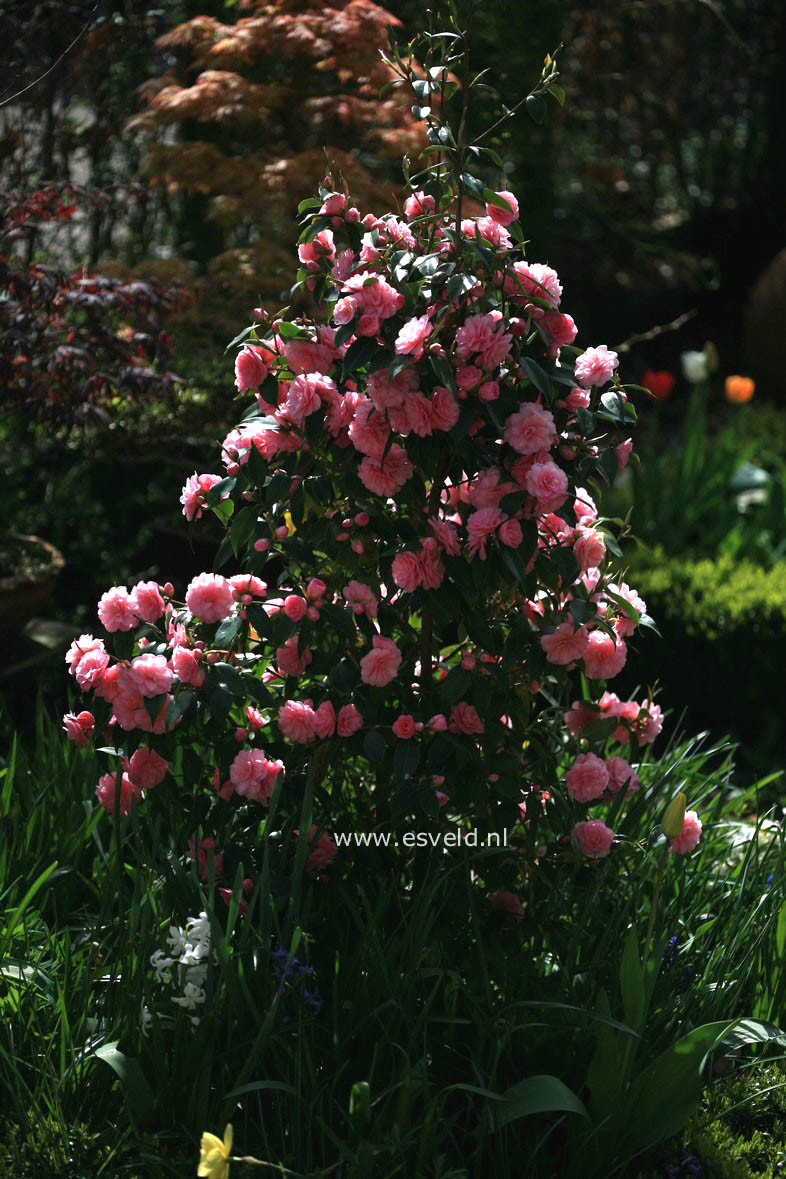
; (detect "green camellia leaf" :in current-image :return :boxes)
[526,93,547,124]
[599,390,637,424]
[143,693,166,726]
[342,337,387,379]
[215,615,242,648]
[519,357,552,398]
[363,730,387,764]
[224,324,255,354]
[394,740,421,780]
[276,320,310,339]
[165,690,194,728]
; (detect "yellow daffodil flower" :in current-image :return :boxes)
[197,1123,232,1178]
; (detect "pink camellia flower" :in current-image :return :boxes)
[394,314,432,359]
[180,472,223,522]
[478,379,500,401]
[565,752,609,803]
[278,699,319,743]
[616,438,634,470]
[95,771,140,816]
[246,705,266,730]
[636,701,664,746]
[405,190,435,218]
[334,295,357,325]
[314,700,336,739]
[283,594,308,622]
[112,677,172,734]
[381,215,416,249]
[606,756,640,796]
[574,345,619,388]
[360,635,402,687]
[235,345,269,392]
[606,581,646,638]
[356,312,380,337]
[367,364,418,411]
[74,646,110,691]
[429,386,460,431]
[574,528,606,572]
[669,810,703,855]
[320,192,346,216]
[392,551,422,593]
[572,820,614,859]
[564,387,591,412]
[541,621,589,666]
[343,271,404,320]
[230,574,267,600]
[337,703,364,736]
[541,311,578,357]
[343,580,378,618]
[126,747,168,790]
[455,313,498,359]
[98,586,137,632]
[467,506,505,559]
[596,692,642,743]
[475,215,511,249]
[276,636,312,677]
[358,445,413,497]
[185,572,234,623]
[297,228,335,270]
[525,462,569,511]
[129,580,165,623]
[390,391,433,438]
[429,515,461,556]
[418,541,445,589]
[284,334,335,376]
[456,364,483,392]
[306,826,338,874]
[129,654,173,698]
[583,631,628,680]
[564,699,597,739]
[171,644,205,687]
[392,714,416,739]
[63,710,94,747]
[348,397,391,457]
[93,662,121,703]
[506,261,562,307]
[498,518,523,548]
[66,634,106,675]
[283,372,334,426]
[486,190,519,226]
[504,403,557,455]
[230,748,284,804]
[488,891,524,917]
[451,701,484,735]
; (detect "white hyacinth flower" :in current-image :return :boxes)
[173,981,206,1010]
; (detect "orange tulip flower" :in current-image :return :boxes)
[724,375,755,404]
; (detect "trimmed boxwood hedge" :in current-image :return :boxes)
[617,549,786,777]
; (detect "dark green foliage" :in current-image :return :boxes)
[620,549,786,777]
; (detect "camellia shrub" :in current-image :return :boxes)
[63,39,693,911]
